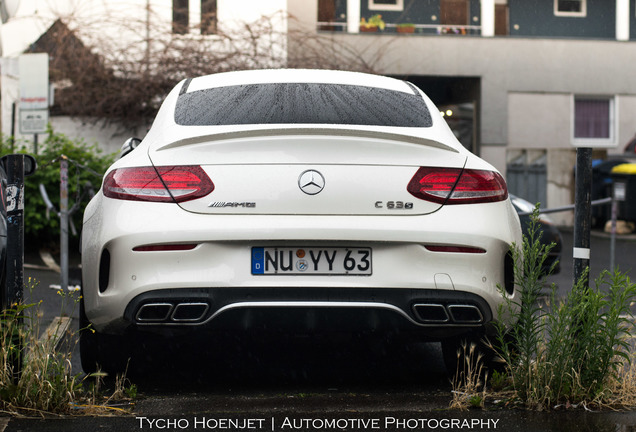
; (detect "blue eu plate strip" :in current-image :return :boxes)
[251,247,265,274]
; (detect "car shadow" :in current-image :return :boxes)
[121,332,449,393]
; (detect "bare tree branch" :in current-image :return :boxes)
[25,4,390,130]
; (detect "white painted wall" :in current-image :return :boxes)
[508,92,571,150]
[1,0,287,152]
[2,0,287,56]
[617,95,636,154]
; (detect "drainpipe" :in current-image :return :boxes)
[481,0,495,37]
[616,0,630,41]
[347,0,360,33]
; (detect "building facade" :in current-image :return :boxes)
[3,0,635,225]
[292,0,636,225]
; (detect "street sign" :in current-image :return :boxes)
[19,109,48,134]
[614,181,626,201]
[19,53,49,110]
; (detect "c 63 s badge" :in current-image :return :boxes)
[209,202,256,208]
[375,201,413,209]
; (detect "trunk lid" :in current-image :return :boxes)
[147,129,467,216]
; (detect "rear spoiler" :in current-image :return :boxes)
[153,127,460,154]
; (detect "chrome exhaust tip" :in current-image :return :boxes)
[448,305,484,324]
[136,303,174,322]
[412,304,450,323]
[171,303,210,322]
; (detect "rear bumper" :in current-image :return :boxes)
[82,198,522,335]
[122,287,494,339]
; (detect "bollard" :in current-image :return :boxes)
[573,148,592,290]
[1,154,36,310]
[1,154,36,382]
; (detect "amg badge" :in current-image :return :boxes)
[208,202,256,208]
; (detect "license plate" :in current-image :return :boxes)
[251,247,372,275]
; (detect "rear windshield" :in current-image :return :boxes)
[174,82,432,127]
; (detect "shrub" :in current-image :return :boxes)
[1,127,115,250]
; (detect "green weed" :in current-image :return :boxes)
[493,206,636,410]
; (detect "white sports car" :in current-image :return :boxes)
[80,69,522,374]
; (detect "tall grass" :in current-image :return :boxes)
[1,279,135,415]
[1,279,82,414]
[449,341,488,410]
[1,307,82,413]
[493,207,636,410]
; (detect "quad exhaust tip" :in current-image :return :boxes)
[136,302,210,323]
[412,303,483,325]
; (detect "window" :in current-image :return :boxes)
[573,97,614,145]
[201,0,217,35]
[554,0,586,17]
[173,0,217,35]
[175,83,432,128]
[441,0,469,26]
[368,0,403,12]
[172,0,189,34]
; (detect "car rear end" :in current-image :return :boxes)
[81,70,521,363]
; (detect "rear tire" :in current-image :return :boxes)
[79,296,131,375]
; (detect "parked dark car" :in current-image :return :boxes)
[510,195,562,274]
[623,134,636,154]
[0,163,6,307]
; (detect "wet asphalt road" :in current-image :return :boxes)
[3,229,636,431]
[546,227,636,296]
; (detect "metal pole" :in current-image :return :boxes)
[10,102,15,152]
[3,155,25,310]
[516,197,611,216]
[610,190,618,271]
[573,147,593,289]
[610,180,626,272]
[60,156,69,291]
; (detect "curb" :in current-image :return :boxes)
[39,250,62,273]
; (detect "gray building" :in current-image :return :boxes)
[288,0,636,225]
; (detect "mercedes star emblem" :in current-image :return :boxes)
[298,170,325,195]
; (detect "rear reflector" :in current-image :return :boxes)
[103,166,214,202]
[407,167,507,204]
[133,244,198,252]
[425,245,486,254]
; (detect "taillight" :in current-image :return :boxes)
[103,166,214,202]
[407,167,507,204]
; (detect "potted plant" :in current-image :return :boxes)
[359,14,385,32]
[397,23,416,34]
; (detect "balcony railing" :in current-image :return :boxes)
[317,22,482,36]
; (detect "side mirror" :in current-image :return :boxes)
[119,137,142,159]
